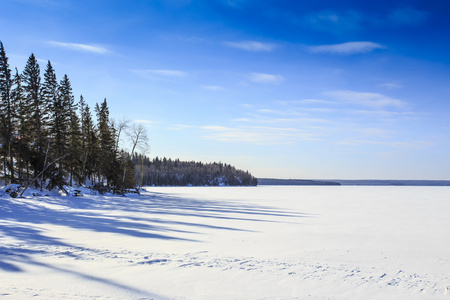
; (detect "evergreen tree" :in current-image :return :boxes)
[95,99,118,186]
[22,53,43,149]
[67,102,82,185]
[79,99,98,184]
[10,68,25,183]
[41,61,58,133]
[48,75,68,182]
[0,41,14,183]
[57,74,76,182]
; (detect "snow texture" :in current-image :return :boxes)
[0,186,449,299]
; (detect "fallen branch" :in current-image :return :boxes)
[20,154,69,197]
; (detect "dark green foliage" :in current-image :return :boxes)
[79,99,98,184]
[41,61,57,131]
[132,155,257,186]
[95,99,118,185]
[22,53,43,149]
[0,42,14,184]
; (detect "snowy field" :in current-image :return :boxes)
[1,185,450,299]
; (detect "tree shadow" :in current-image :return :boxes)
[0,188,310,296]
[0,245,168,299]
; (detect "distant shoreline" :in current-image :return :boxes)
[257,178,450,186]
[257,178,341,186]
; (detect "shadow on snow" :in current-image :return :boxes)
[0,187,309,296]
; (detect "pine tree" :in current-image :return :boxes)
[41,61,58,134]
[0,41,14,183]
[56,74,75,182]
[22,53,43,149]
[67,103,82,186]
[79,99,98,184]
[95,99,118,186]
[10,68,25,183]
[48,76,68,184]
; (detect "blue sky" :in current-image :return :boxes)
[1,0,450,179]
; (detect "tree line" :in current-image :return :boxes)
[0,41,257,193]
[0,41,146,193]
[132,155,258,187]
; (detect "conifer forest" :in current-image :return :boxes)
[0,41,257,193]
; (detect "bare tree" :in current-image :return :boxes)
[112,117,130,152]
[128,123,148,158]
[122,123,149,189]
[137,146,150,190]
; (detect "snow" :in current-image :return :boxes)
[1,185,450,299]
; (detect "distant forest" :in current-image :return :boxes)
[132,155,257,187]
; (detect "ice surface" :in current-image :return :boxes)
[0,186,449,299]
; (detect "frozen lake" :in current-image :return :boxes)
[1,186,449,299]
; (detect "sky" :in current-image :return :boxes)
[1,0,450,180]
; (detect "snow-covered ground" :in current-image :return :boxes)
[1,185,449,299]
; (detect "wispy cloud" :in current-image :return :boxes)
[170,124,195,130]
[353,127,395,139]
[134,119,157,125]
[47,41,110,54]
[144,69,187,77]
[378,83,403,90]
[249,72,284,84]
[303,10,363,35]
[303,8,428,34]
[201,125,320,145]
[15,0,62,8]
[221,0,245,8]
[171,122,324,145]
[388,7,429,26]
[324,90,406,108]
[132,69,187,79]
[223,40,278,52]
[234,116,330,125]
[281,99,337,105]
[308,41,386,55]
[337,139,432,149]
[201,85,225,91]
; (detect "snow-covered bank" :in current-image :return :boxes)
[1,186,449,299]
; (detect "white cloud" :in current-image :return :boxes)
[47,41,110,54]
[257,108,286,115]
[170,124,195,130]
[291,99,337,105]
[353,127,395,138]
[144,70,187,77]
[201,125,229,131]
[132,69,187,79]
[201,85,225,91]
[240,103,253,108]
[201,125,319,145]
[324,90,406,108]
[234,116,330,125]
[337,139,432,149]
[308,41,385,55]
[173,123,323,145]
[249,72,284,84]
[223,41,278,52]
[134,119,157,125]
[232,118,252,122]
[378,83,403,90]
